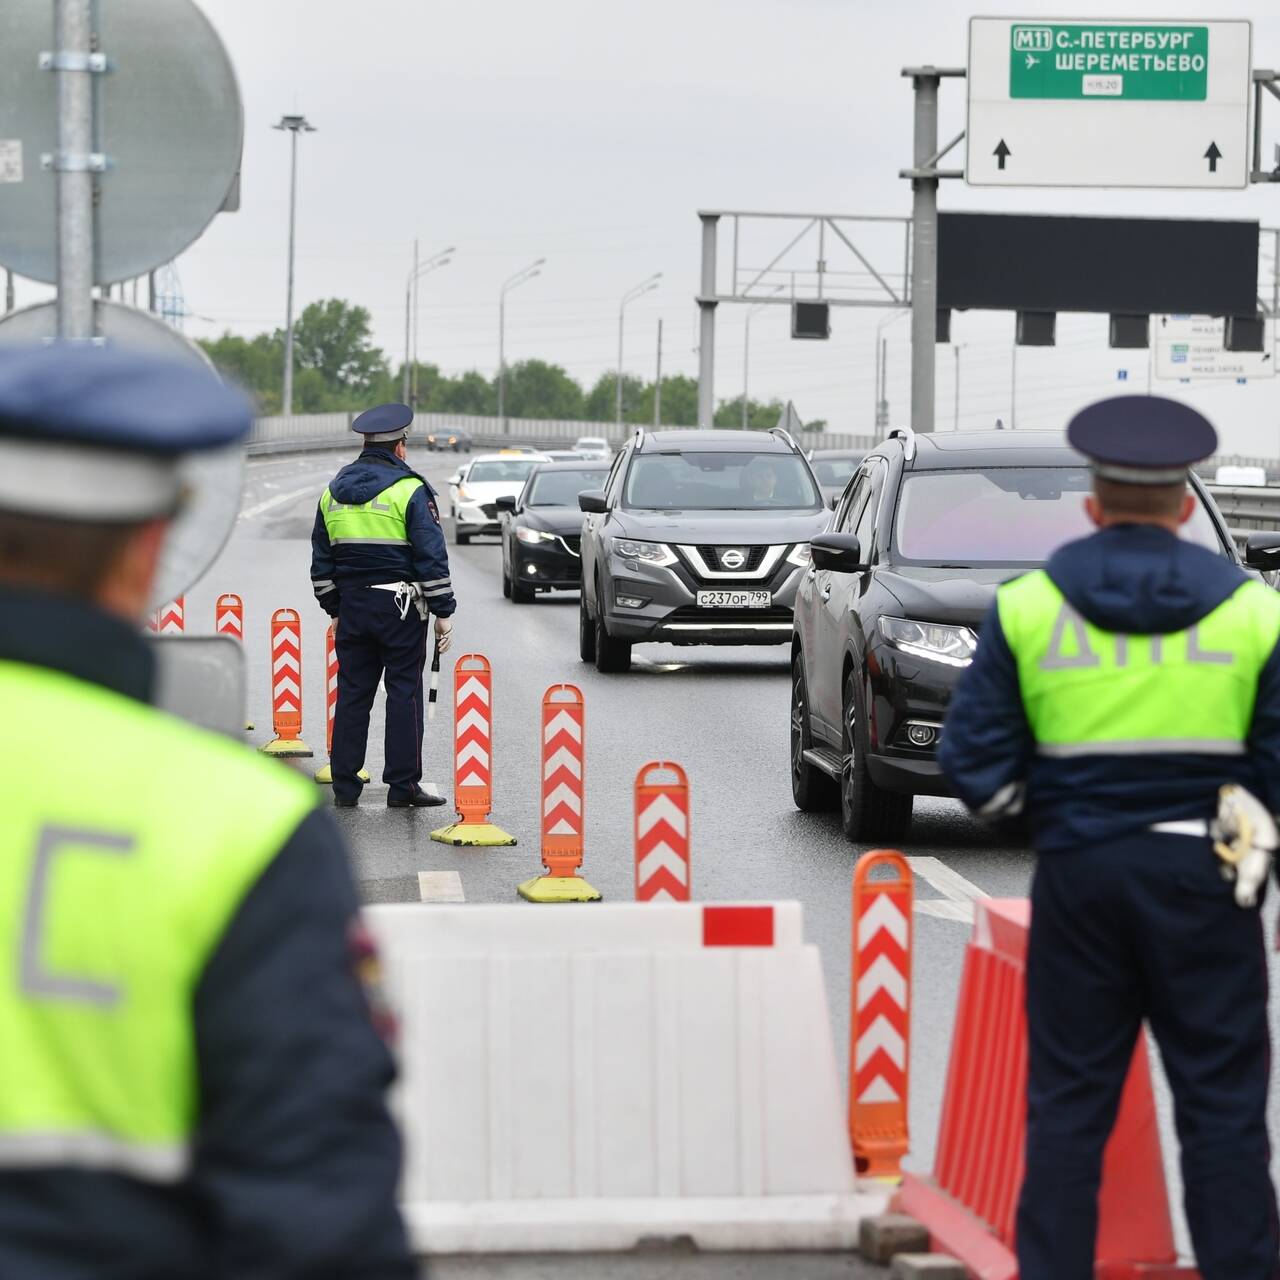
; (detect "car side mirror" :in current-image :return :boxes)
[1244,531,1280,569]
[810,532,866,573]
[494,494,517,513]
[447,473,462,486]
[578,490,608,514]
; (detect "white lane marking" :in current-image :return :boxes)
[418,870,465,903]
[907,855,989,925]
[238,485,318,521]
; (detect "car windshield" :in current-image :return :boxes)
[812,456,861,488]
[466,460,539,484]
[525,469,605,506]
[575,438,607,450]
[623,451,822,511]
[894,467,1225,566]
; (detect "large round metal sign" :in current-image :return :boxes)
[0,300,246,612]
[0,0,243,285]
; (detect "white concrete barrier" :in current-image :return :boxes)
[366,901,885,1253]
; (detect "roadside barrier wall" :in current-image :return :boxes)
[367,900,884,1253]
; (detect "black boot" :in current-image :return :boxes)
[387,787,447,808]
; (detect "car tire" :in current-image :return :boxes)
[593,581,631,673]
[501,561,512,599]
[840,669,912,844]
[454,523,470,546]
[579,590,597,662]
[510,571,535,604]
[790,653,839,812]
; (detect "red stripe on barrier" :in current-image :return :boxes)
[702,905,773,947]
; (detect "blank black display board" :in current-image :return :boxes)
[938,213,1258,317]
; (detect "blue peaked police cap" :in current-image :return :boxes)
[1067,396,1218,486]
[353,402,414,443]
[0,342,253,520]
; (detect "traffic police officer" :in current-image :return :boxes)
[310,404,455,808]
[939,397,1280,1280]
[0,345,412,1277]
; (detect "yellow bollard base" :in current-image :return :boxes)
[430,821,518,847]
[259,737,313,760]
[313,764,371,785]
[517,875,602,903]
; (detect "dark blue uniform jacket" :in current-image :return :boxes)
[938,525,1280,853]
[310,447,456,618]
[0,589,414,1280]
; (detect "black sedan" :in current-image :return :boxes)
[497,461,608,603]
[809,448,866,507]
[426,428,472,452]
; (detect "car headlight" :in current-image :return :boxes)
[879,616,977,667]
[455,485,471,501]
[515,527,556,545]
[613,537,677,567]
[786,542,812,569]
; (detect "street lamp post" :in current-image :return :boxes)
[274,114,317,417]
[402,243,454,406]
[874,308,908,434]
[617,273,662,428]
[498,259,545,430]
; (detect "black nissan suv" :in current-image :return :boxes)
[790,427,1246,844]
[577,427,831,673]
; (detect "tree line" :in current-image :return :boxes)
[198,297,823,430]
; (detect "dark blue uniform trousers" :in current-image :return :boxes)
[1017,832,1278,1280]
[332,587,429,804]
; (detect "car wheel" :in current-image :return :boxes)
[840,669,912,844]
[791,653,839,812]
[579,590,597,662]
[593,580,631,673]
[510,568,535,604]
[501,560,512,599]
[454,522,470,546]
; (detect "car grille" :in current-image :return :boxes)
[665,605,793,626]
[558,534,582,556]
[696,544,769,573]
[480,503,498,519]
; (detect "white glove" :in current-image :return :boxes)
[1211,784,1278,908]
[434,616,453,655]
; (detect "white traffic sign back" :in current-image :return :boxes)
[1154,314,1275,381]
[966,17,1252,189]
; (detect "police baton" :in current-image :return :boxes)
[427,632,442,722]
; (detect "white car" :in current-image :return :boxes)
[447,452,550,545]
[573,435,611,461]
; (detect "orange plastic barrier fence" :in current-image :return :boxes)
[214,593,243,640]
[849,850,912,1181]
[634,761,691,902]
[892,898,1194,1280]
[259,608,311,759]
[539,684,585,877]
[453,654,494,825]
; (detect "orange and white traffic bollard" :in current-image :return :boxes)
[259,607,312,759]
[430,654,516,846]
[634,761,691,901]
[215,593,255,731]
[147,596,184,635]
[518,684,599,902]
[314,621,369,784]
[849,849,913,1182]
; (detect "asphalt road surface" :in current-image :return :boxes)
[189,448,1280,1267]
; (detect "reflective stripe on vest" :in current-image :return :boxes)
[0,661,317,1181]
[320,475,422,546]
[996,570,1280,757]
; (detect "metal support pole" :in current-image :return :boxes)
[742,310,752,430]
[953,345,960,430]
[282,127,299,415]
[402,278,411,404]
[1010,340,1017,429]
[907,71,939,433]
[147,269,156,313]
[411,238,420,409]
[881,338,888,431]
[654,318,663,426]
[498,292,506,430]
[616,305,625,428]
[54,0,94,340]
[4,269,13,314]
[697,214,719,428]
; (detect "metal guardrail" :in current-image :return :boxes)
[1205,484,1280,552]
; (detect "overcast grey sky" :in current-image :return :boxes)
[31,1,1280,450]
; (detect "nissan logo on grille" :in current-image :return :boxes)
[720,548,747,571]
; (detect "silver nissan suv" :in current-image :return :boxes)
[577,427,831,672]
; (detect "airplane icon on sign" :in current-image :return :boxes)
[1025,54,1040,69]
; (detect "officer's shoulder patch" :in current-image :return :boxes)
[346,916,398,1046]
[427,498,441,525]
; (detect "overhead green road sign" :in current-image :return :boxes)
[1010,24,1209,100]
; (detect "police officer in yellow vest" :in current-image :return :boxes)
[0,345,413,1277]
[310,404,455,809]
[939,397,1280,1280]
